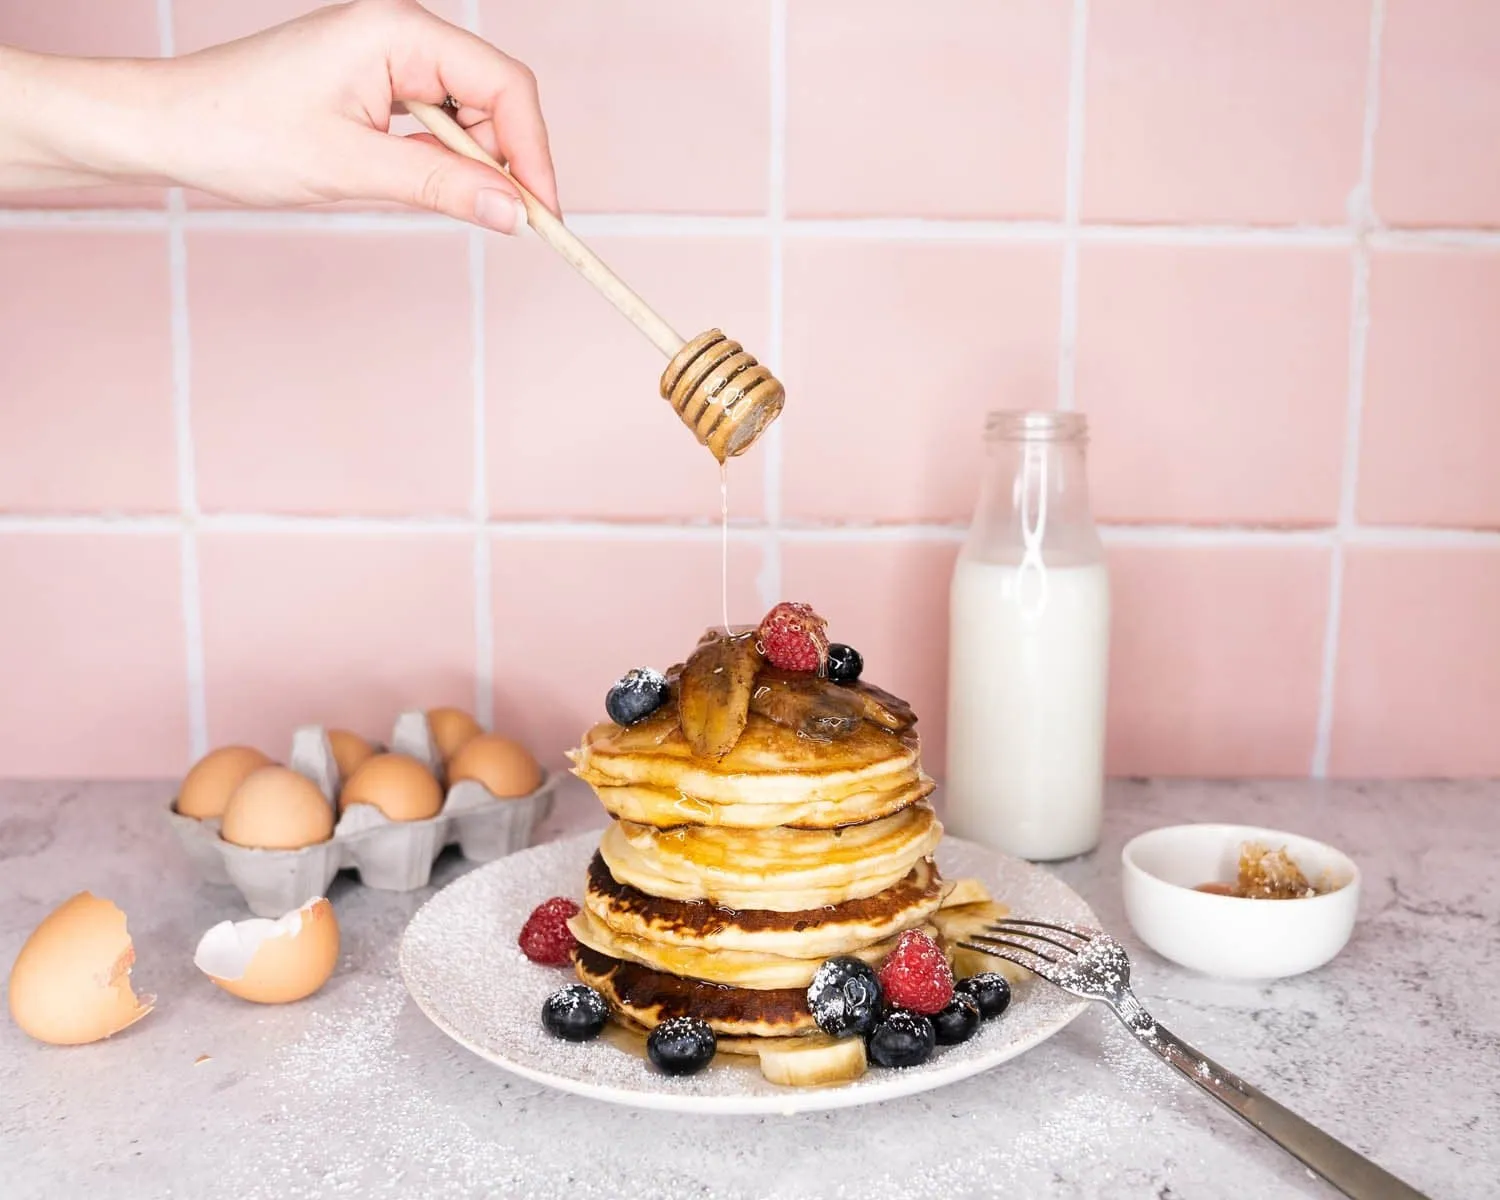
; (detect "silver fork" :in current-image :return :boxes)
[961,918,1430,1200]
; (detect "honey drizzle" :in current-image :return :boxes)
[720,461,731,635]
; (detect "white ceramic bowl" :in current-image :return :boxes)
[1121,824,1361,980]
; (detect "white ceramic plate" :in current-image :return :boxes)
[399,831,1095,1115]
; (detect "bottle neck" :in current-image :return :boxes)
[966,429,1102,567]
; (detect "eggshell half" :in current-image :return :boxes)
[339,752,443,821]
[194,897,339,1005]
[221,766,335,850]
[327,729,375,780]
[447,734,542,798]
[426,707,482,763]
[178,745,273,819]
[8,892,153,1046]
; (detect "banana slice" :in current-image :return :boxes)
[938,877,993,909]
[757,1034,868,1087]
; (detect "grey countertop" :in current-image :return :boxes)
[1,778,1494,1200]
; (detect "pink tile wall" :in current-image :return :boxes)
[2,0,1498,780]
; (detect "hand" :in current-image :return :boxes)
[0,0,556,233]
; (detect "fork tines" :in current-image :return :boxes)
[956,918,1100,982]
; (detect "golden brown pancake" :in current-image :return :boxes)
[589,773,934,831]
[599,804,943,910]
[583,851,946,958]
[573,944,816,1039]
[569,708,921,808]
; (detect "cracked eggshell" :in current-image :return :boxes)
[195,897,340,1004]
[177,745,274,819]
[8,892,154,1045]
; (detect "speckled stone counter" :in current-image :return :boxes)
[2,779,1494,1199]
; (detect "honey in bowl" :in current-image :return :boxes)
[1195,841,1334,900]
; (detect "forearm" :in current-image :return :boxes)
[0,45,176,190]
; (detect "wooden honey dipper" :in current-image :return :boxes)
[404,100,785,461]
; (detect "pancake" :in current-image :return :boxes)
[569,708,920,808]
[590,772,935,831]
[573,944,816,1039]
[569,907,936,990]
[599,804,943,910]
[583,851,946,958]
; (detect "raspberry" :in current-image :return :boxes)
[757,602,830,673]
[519,896,580,966]
[877,930,954,1015]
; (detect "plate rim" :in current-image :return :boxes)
[399,831,1095,1115]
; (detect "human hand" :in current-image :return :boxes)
[2,0,555,232]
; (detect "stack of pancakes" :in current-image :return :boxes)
[566,629,952,1055]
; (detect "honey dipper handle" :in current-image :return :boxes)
[403,99,685,359]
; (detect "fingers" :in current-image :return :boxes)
[381,3,560,214]
[348,129,529,233]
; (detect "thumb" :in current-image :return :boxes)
[350,130,528,233]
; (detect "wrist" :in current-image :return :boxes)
[0,46,177,189]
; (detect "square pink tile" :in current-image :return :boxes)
[486,235,769,520]
[198,532,476,754]
[0,231,178,513]
[188,230,472,515]
[491,536,765,765]
[1075,244,1350,525]
[1106,545,1330,776]
[786,0,1071,219]
[1331,547,1500,776]
[781,539,958,771]
[1083,0,1370,224]
[173,0,464,54]
[0,0,159,56]
[781,240,1062,523]
[0,534,188,777]
[1375,0,1500,227]
[1359,249,1500,527]
[479,0,769,214]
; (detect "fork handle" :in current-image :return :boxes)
[1120,1012,1429,1199]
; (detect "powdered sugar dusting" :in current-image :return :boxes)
[398,833,1095,1114]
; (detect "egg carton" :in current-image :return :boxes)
[168,711,557,917]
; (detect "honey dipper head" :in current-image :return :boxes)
[660,329,786,462]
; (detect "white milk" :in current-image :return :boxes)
[945,557,1110,861]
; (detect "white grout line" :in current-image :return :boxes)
[758,0,788,611]
[9,205,1500,246]
[1055,0,1090,413]
[1312,0,1388,780]
[468,228,495,728]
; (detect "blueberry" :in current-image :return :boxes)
[807,957,884,1038]
[541,983,609,1043]
[826,643,864,684]
[606,667,669,727]
[866,1009,936,1069]
[647,1016,717,1076]
[931,993,981,1045]
[956,972,1012,1020]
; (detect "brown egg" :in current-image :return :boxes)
[447,733,543,798]
[194,898,340,1005]
[327,729,375,780]
[8,892,153,1046]
[339,753,443,821]
[426,706,482,763]
[221,766,335,850]
[177,745,273,819]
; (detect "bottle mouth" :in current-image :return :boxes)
[985,410,1088,443]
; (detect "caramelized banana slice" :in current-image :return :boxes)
[749,668,864,740]
[849,680,917,732]
[677,631,762,758]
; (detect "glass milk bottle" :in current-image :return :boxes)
[945,411,1110,861]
